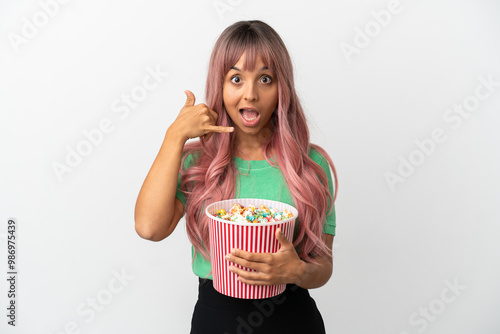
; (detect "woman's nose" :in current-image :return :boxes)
[243,82,258,101]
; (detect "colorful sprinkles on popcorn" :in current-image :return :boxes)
[213,203,293,223]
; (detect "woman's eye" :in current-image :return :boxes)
[261,75,272,84]
[230,76,241,84]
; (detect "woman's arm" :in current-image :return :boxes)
[134,129,187,241]
[294,234,334,289]
[225,230,335,289]
[134,90,234,241]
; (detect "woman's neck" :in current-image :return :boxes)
[234,150,266,161]
[233,126,274,161]
[234,146,275,161]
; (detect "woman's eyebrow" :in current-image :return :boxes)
[230,66,269,71]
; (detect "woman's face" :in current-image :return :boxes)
[222,52,278,141]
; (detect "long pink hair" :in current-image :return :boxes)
[179,20,338,266]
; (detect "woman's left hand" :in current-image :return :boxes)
[225,228,304,286]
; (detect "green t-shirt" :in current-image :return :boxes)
[175,147,336,279]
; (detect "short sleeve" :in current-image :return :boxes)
[310,149,336,235]
[175,173,186,206]
[175,152,199,206]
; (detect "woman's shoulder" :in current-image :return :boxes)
[307,145,329,166]
[181,149,203,170]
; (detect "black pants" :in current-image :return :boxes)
[190,278,326,334]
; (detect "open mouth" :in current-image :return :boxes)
[239,108,260,121]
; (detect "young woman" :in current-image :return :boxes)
[135,20,338,333]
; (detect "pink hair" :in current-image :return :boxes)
[179,20,338,267]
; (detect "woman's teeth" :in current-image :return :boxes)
[242,114,258,121]
[240,109,259,121]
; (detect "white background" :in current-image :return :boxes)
[1,0,499,333]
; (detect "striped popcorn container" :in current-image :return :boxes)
[205,198,298,299]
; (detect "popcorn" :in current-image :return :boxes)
[230,203,243,215]
[213,203,293,223]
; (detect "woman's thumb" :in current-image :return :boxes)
[276,228,288,243]
[184,90,196,107]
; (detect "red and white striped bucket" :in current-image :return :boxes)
[206,198,298,299]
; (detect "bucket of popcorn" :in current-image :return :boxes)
[205,198,298,299]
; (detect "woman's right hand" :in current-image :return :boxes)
[169,90,234,142]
